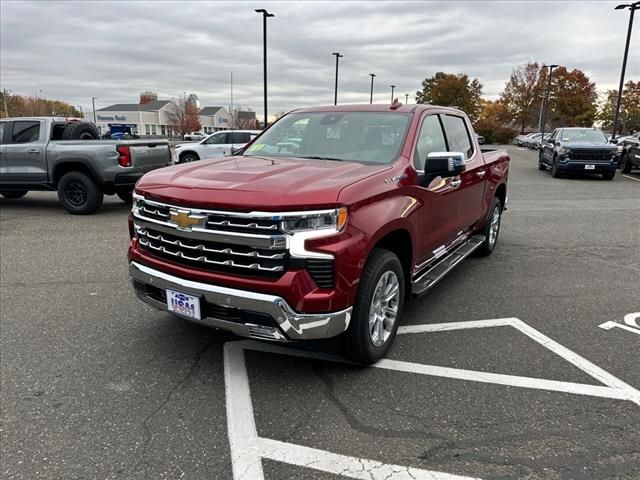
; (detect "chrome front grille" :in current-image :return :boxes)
[136,226,286,275]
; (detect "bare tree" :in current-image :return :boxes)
[166,97,202,138]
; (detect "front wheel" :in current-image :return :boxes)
[343,249,404,364]
[57,171,103,214]
[538,152,547,170]
[180,153,199,163]
[551,158,562,178]
[0,190,28,199]
[475,197,502,257]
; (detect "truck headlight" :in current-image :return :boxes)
[281,207,348,234]
[558,147,571,155]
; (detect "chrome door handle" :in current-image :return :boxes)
[476,170,486,178]
[450,177,462,189]
[27,149,41,154]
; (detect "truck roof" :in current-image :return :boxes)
[0,116,79,122]
[292,103,464,115]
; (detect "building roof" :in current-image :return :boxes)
[199,106,223,116]
[98,100,171,112]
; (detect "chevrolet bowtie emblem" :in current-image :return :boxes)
[169,210,206,231]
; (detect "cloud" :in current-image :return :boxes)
[1,0,638,118]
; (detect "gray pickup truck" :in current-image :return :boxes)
[0,117,171,214]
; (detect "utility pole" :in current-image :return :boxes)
[540,65,558,141]
[332,52,343,105]
[612,1,639,139]
[369,73,376,104]
[405,93,409,104]
[91,97,97,122]
[390,85,396,103]
[255,9,274,128]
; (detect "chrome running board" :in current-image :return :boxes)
[411,235,485,296]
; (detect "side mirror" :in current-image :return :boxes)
[424,152,466,177]
[609,138,618,144]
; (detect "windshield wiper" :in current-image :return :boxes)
[298,155,344,162]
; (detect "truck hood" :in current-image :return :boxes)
[560,141,617,151]
[136,155,390,210]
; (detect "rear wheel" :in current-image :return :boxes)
[475,197,502,257]
[57,171,103,214]
[620,153,632,173]
[343,249,404,364]
[0,190,28,199]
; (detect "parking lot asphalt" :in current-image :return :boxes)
[1,146,639,480]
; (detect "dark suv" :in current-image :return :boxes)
[619,132,640,173]
[538,127,618,180]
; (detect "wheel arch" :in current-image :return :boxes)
[53,161,101,188]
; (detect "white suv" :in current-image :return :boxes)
[174,130,261,163]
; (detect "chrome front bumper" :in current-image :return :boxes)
[129,261,352,341]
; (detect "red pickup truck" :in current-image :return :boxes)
[128,103,509,363]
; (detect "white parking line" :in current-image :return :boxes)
[622,174,640,182]
[225,317,640,480]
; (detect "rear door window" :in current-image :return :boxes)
[441,115,473,159]
[230,132,251,144]
[12,121,41,144]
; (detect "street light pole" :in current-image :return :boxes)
[612,2,639,139]
[91,97,97,123]
[540,64,558,141]
[255,8,274,128]
[405,93,409,104]
[369,73,376,104]
[332,52,343,105]
[390,85,396,103]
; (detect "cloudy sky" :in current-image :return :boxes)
[1,0,638,119]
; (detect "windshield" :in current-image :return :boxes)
[244,111,412,164]
[561,129,607,143]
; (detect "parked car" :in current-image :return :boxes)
[184,132,206,141]
[618,132,640,173]
[475,133,485,145]
[128,104,510,363]
[538,127,618,180]
[0,117,171,213]
[524,133,544,149]
[531,133,552,150]
[516,132,539,147]
[173,130,261,163]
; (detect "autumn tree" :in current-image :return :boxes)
[166,97,202,138]
[546,67,598,128]
[415,72,483,121]
[474,99,517,144]
[598,80,640,134]
[500,62,546,134]
[1,89,81,118]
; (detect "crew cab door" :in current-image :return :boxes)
[1,120,47,184]
[412,114,463,263]
[541,129,558,162]
[440,114,486,232]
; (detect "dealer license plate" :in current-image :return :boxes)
[166,289,201,320]
[585,164,595,170]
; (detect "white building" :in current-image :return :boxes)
[93,98,230,137]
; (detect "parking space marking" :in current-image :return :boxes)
[599,312,640,336]
[621,174,640,182]
[225,318,640,480]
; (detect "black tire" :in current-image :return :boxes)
[0,190,28,199]
[57,171,103,214]
[180,152,199,163]
[602,171,615,181]
[475,197,502,257]
[116,188,133,203]
[62,122,100,140]
[538,152,546,170]
[343,249,405,364]
[620,153,632,173]
[551,157,562,178]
